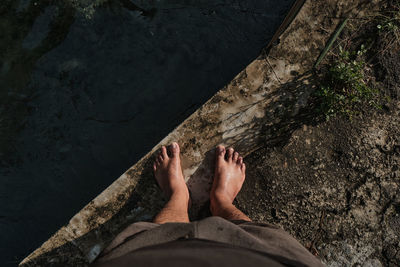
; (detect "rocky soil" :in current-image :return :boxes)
[238,8,400,265]
[239,103,400,266]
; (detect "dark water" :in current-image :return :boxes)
[0,0,294,265]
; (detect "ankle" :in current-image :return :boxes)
[210,194,232,216]
[169,188,189,204]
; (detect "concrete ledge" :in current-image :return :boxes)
[20,0,378,265]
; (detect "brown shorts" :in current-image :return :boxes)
[93,216,324,267]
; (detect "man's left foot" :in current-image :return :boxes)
[153,142,189,202]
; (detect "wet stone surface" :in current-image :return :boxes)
[0,0,294,265]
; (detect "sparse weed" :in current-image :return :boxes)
[375,1,400,52]
[376,4,400,37]
[314,1,400,119]
[315,45,381,120]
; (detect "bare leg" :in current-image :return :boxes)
[153,142,189,224]
[210,146,251,221]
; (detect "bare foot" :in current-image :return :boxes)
[153,142,189,201]
[210,146,246,213]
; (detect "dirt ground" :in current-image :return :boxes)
[237,4,400,266]
[239,103,400,266]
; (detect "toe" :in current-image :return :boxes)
[161,146,168,158]
[216,145,226,165]
[241,163,246,173]
[233,152,239,161]
[169,142,180,158]
[216,145,226,158]
[153,162,157,171]
[158,154,164,162]
[227,148,234,161]
[238,156,243,165]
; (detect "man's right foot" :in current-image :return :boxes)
[210,145,246,214]
[153,142,189,203]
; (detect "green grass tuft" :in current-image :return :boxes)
[315,45,381,120]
